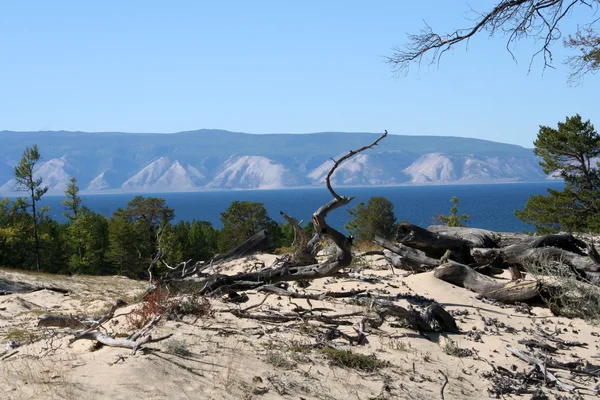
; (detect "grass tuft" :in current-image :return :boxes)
[320,347,389,372]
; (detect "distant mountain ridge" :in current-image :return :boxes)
[0,129,551,194]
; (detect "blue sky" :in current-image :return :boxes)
[0,1,596,148]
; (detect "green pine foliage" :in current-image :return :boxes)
[515,115,600,234]
[13,144,48,271]
[345,196,397,242]
[218,200,278,251]
[434,196,470,227]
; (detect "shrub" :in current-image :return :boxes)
[525,257,600,321]
[126,286,173,329]
[164,339,191,357]
[433,196,470,227]
[320,347,389,372]
[345,196,397,242]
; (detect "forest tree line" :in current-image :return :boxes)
[3,113,595,279]
[0,145,404,278]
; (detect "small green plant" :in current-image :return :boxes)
[4,328,37,343]
[434,196,470,227]
[320,347,389,372]
[164,339,191,357]
[387,340,411,351]
[176,296,213,318]
[441,339,473,357]
[265,350,296,369]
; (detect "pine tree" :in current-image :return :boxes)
[14,144,48,271]
[516,115,600,233]
[345,196,397,242]
[435,196,470,227]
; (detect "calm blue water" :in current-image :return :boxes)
[34,182,564,233]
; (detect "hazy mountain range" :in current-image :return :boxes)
[0,129,551,194]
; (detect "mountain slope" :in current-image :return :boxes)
[207,155,302,189]
[0,130,548,193]
[0,157,77,193]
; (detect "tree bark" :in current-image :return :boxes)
[433,262,540,303]
[426,225,500,248]
[279,211,318,266]
[473,241,600,284]
[211,229,273,265]
[395,223,473,263]
[374,236,439,272]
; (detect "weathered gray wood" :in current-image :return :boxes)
[375,236,439,272]
[505,345,577,392]
[71,331,173,352]
[212,229,273,265]
[426,225,500,248]
[473,245,600,284]
[433,262,540,303]
[280,211,318,266]
[396,223,473,262]
[382,249,439,272]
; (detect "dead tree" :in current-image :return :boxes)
[396,222,474,263]
[426,225,500,248]
[473,233,600,284]
[374,236,440,272]
[196,131,389,295]
[433,262,540,303]
[279,211,319,266]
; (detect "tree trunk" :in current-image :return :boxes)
[212,229,273,265]
[31,187,40,271]
[395,222,473,263]
[374,236,439,272]
[433,262,540,303]
[472,239,600,284]
[426,225,500,248]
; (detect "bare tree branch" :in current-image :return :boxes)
[387,0,599,78]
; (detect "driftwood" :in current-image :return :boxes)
[396,223,473,263]
[426,225,500,248]
[69,307,172,354]
[279,211,319,266]
[196,131,388,295]
[71,330,173,352]
[433,262,540,303]
[362,298,460,333]
[374,236,439,272]
[213,229,273,265]
[505,345,577,392]
[473,241,600,284]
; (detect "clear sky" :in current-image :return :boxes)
[0,1,596,148]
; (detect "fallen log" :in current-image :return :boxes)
[433,262,540,303]
[426,225,500,248]
[70,330,173,353]
[473,245,600,284]
[212,229,273,265]
[375,236,439,272]
[395,223,473,263]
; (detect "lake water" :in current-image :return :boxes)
[33,182,564,233]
